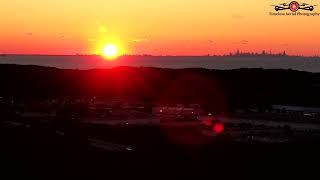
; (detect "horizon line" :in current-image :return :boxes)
[1,53,320,58]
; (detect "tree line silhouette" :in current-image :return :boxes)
[1,64,320,112]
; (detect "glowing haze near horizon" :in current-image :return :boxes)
[1,0,320,56]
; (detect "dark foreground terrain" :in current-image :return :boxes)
[1,116,320,179]
[1,64,320,110]
[1,65,320,179]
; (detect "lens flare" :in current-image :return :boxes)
[213,123,225,134]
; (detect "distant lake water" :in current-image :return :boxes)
[1,55,320,72]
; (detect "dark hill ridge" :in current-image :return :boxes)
[1,64,320,111]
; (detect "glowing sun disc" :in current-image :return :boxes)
[102,44,119,58]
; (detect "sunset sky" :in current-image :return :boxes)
[1,0,320,56]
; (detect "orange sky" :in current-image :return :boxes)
[1,0,320,56]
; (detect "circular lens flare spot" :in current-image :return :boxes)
[213,123,225,134]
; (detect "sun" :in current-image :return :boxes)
[102,44,119,59]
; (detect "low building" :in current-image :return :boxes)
[272,105,320,118]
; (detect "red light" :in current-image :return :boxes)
[203,119,212,126]
[213,123,224,134]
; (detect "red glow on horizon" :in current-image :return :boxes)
[202,119,213,126]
